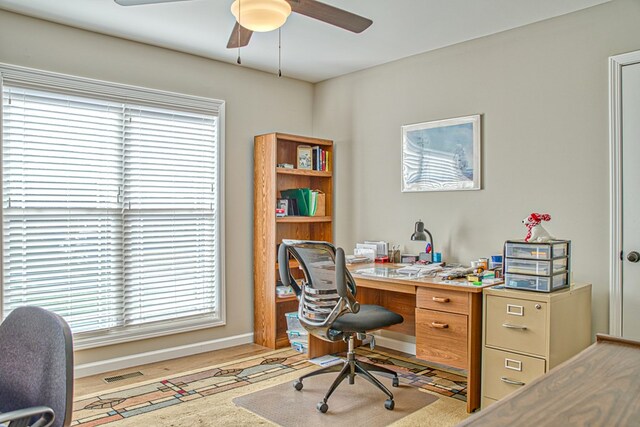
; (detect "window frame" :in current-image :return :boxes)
[0,63,226,350]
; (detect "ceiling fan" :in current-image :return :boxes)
[114,0,373,49]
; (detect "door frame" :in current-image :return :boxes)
[609,50,640,336]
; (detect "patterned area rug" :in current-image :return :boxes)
[73,347,467,426]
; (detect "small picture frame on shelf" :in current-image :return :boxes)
[297,145,313,170]
[277,198,289,216]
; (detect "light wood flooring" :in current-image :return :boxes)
[75,343,270,397]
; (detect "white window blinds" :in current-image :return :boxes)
[1,66,224,346]
[123,106,218,326]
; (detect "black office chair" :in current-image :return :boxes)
[278,240,404,413]
[0,306,74,427]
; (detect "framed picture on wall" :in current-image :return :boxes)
[401,114,481,192]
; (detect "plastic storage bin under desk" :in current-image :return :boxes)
[504,272,568,292]
[285,312,303,332]
[287,329,308,342]
[291,340,309,354]
[504,258,568,276]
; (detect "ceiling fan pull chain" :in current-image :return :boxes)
[236,0,242,64]
[278,27,282,77]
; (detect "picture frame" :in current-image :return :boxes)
[277,198,289,216]
[297,145,313,170]
[401,114,481,192]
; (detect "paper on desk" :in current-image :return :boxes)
[396,264,443,275]
[346,255,369,264]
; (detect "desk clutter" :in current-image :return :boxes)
[347,239,503,285]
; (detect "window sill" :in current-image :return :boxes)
[72,315,225,351]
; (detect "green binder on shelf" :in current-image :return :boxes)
[309,191,318,216]
[280,188,312,216]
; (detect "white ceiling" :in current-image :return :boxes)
[0,0,609,82]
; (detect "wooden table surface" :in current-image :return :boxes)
[457,334,640,426]
[348,263,498,293]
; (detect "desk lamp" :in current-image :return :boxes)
[411,219,434,262]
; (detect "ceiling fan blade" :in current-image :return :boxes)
[114,0,192,6]
[287,0,372,33]
[227,22,254,48]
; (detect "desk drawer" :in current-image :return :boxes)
[485,295,547,356]
[416,288,469,315]
[483,347,545,401]
[416,308,468,370]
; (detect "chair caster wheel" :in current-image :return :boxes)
[392,377,399,387]
[385,399,395,410]
[293,380,303,391]
[317,402,328,413]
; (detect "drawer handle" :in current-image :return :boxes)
[430,322,449,329]
[500,377,525,386]
[502,323,528,330]
[432,297,450,303]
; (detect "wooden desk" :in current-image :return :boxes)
[457,334,640,426]
[346,265,498,413]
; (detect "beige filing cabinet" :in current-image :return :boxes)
[481,283,592,408]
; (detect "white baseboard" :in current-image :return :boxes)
[373,334,416,355]
[75,332,254,378]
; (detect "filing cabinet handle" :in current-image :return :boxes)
[432,297,450,303]
[500,377,525,386]
[502,323,527,330]
[430,322,449,329]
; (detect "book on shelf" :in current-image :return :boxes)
[280,188,324,216]
[309,146,330,171]
[312,146,319,171]
[280,188,310,216]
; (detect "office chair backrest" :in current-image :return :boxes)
[0,306,74,427]
[278,240,359,341]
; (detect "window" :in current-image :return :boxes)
[0,65,225,348]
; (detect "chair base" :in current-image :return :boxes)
[293,335,399,413]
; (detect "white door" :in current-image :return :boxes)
[622,61,640,340]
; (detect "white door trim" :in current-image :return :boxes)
[609,50,640,336]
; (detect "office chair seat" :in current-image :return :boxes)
[332,304,403,333]
[0,306,73,427]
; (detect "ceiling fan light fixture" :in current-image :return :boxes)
[230,0,292,32]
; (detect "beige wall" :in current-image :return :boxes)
[1,0,638,365]
[313,0,640,336]
[0,10,315,365]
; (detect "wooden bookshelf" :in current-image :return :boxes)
[276,167,332,178]
[253,132,342,358]
[276,216,332,223]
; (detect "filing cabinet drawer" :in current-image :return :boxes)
[485,295,547,356]
[416,308,468,370]
[483,347,546,401]
[416,288,469,315]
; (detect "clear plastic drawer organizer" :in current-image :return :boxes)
[503,240,571,292]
